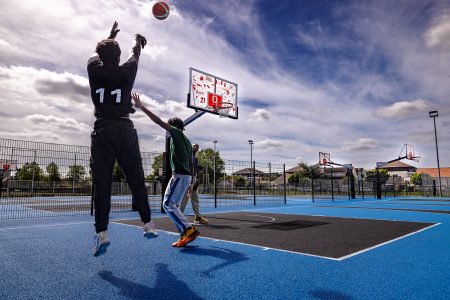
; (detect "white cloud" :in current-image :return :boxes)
[342,138,379,152]
[0,0,449,169]
[374,99,430,119]
[425,15,450,49]
[248,109,271,123]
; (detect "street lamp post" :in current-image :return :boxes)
[213,140,217,207]
[248,140,253,188]
[429,110,442,197]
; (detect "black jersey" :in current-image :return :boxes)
[87,55,138,120]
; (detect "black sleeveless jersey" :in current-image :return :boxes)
[87,55,138,120]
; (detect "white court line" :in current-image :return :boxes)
[0,221,93,231]
[337,223,441,261]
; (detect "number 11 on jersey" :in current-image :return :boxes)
[95,88,122,103]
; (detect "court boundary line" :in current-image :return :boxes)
[0,221,93,231]
[337,222,440,261]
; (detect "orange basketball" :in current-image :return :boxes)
[152,1,170,20]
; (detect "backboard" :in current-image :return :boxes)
[187,68,238,119]
[402,144,419,162]
[319,152,330,166]
[0,159,17,178]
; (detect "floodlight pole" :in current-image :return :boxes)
[213,140,217,208]
[429,111,442,197]
[248,140,254,188]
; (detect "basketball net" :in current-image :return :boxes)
[322,159,327,166]
[215,103,233,118]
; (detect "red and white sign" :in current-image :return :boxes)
[207,93,222,108]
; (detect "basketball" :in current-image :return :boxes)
[152,1,170,20]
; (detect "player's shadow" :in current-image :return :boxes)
[98,263,204,300]
[180,246,249,277]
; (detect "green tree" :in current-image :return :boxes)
[297,162,321,179]
[112,161,124,182]
[197,148,225,184]
[410,173,422,186]
[233,175,247,187]
[288,172,302,185]
[15,162,44,181]
[67,164,86,182]
[365,168,390,184]
[46,162,61,181]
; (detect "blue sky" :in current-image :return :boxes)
[0,0,449,169]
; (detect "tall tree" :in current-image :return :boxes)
[196,148,225,184]
[297,162,321,179]
[46,162,61,181]
[410,173,422,186]
[15,162,44,181]
[67,164,86,182]
[365,168,390,184]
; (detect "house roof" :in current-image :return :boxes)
[380,160,416,170]
[232,168,266,175]
[417,168,450,177]
[285,165,302,173]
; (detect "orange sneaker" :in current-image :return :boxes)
[171,237,183,247]
[175,226,200,247]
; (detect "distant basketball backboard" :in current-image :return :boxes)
[319,152,330,166]
[402,144,419,162]
[187,68,238,119]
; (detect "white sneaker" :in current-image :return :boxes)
[143,221,158,238]
[93,231,110,257]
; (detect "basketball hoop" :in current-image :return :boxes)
[214,102,234,118]
[407,151,413,160]
[319,152,330,166]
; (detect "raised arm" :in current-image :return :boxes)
[88,21,120,64]
[128,34,147,63]
[108,21,120,39]
[131,93,171,131]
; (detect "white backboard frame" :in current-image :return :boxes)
[187,68,238,119]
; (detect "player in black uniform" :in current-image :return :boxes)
[87,22,157,257]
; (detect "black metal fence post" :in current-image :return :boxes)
[253,161,256,206]
[331,167,334,201]
[376,167,381,199]
[283,164,286,204]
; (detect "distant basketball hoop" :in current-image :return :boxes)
[407,151,413,160]
[319,152,330,166]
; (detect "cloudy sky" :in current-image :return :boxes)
[1,0,449,169]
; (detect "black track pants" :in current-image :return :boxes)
[90,126,151,233]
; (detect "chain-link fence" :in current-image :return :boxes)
[0,138,162,220]
[1,138,449,220]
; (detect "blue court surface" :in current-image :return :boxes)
[1,197,450,299]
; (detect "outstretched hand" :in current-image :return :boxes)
[135,34,147,49]
[108,21,120,39]
[131,92,143,108]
